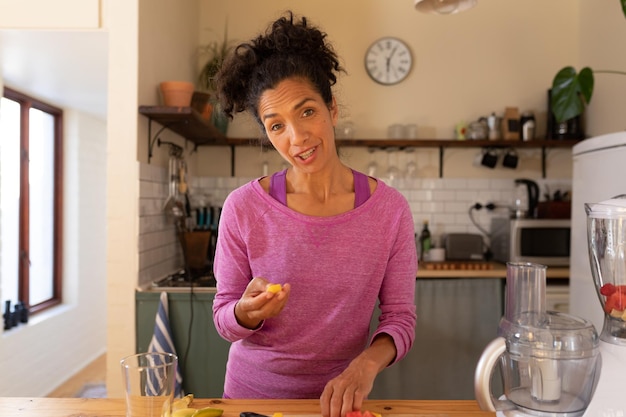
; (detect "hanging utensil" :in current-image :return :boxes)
[163,152,184,224]
[178,157,193,230]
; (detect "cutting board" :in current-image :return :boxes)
[420,261,494,271]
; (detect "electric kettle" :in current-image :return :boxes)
[514,179,540,218]
[474,262,601,417]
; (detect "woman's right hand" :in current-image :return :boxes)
[234,277,290,329]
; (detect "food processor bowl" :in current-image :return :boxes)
[475,262,601,416]
[498,311,600,416]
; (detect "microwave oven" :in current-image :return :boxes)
[490,218,571,266]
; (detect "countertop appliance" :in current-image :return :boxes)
[490,218,571,266]
[474,262,600,416]
[578,197,626,415]
[570,132,626,416]
[444,233,484,260]
[514,179,539,219]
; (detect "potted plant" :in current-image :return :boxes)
[197,24,235,134]
[550,1,626,123]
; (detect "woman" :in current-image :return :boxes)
[212,12,417,417]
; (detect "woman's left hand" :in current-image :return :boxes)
[319,356,377,417]
[320,334,396,417]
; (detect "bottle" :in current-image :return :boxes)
[419,220,432,261]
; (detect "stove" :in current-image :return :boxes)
[148,268,217,293]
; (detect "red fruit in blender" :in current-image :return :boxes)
[600,283,617,296]
[604,291,626,313]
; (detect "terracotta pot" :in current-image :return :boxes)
[191,91,213,120]
[159,81,194,107]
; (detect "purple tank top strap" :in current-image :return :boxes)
[353,170,371,208]
[269,169,288,206]
[269,169,370,208]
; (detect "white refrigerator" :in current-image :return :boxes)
[570,131,626,331]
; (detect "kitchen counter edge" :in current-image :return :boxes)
[417,263,569,279]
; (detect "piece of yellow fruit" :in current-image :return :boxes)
[191,407,224,417]
[272,413,283,417]
[172,394,194,411]
[267,283,282,294]
[172,408,198,417]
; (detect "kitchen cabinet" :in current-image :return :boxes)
[137,278,503,401]
[135,291,230,398]
[139,105,581,176]
[370,278,503,400]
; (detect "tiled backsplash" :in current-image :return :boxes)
[139,162,571,284]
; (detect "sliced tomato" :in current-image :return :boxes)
[346,412,363,417]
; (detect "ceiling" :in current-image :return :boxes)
[0,30,108,120]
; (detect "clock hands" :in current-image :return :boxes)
[385,46,398,76]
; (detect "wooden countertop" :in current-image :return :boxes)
[0,398,496,416]
[417,261,569,279]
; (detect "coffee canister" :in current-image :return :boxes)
[520,112,536,141]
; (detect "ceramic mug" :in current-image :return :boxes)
[502,148,519,169]
[480,148,498,169]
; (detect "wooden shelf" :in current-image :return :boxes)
[227,137,582,148]
[139,105,582,176]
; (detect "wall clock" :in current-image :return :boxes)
[364,37,413,85]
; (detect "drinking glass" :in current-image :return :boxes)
[121,352,177,417]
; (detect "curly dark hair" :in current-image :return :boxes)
[215,11,345,127]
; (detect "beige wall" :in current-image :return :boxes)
[186,0,584,178]
[579,1,626,134]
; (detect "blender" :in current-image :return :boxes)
[582,196,626,415]
[474,262,601,416]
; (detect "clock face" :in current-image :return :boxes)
[365,37,413,85]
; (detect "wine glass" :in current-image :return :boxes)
[386,148,401,185]
[367,148,378,177]
[405,147,417,178]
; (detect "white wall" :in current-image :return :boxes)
[0,0,108,398]
[106,0,201,397]
[0,108,107,396]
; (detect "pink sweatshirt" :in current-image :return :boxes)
[213,178,417,399]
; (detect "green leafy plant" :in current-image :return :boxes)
[550,0,626,123]
[198,24,235,94]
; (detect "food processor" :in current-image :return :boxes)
[581,196,626,415]
[474,262,601,417]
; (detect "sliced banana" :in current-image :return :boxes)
[173,394,195,411]
[191,407,225,417]
[173,408,199,417]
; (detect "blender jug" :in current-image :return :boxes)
[582,195,626,416]
[475,262,600,416]
[586,195,626,345]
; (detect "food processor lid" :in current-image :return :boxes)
[500,311,599,358]
[586,194,626,218]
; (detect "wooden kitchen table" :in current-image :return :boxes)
[0,398,496,416]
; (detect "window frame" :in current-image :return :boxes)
[3,86,64,314]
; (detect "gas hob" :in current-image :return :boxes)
[146,268,217,293]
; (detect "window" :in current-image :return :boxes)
[1,87,63,316]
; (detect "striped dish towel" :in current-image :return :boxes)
[148,291,184,398]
